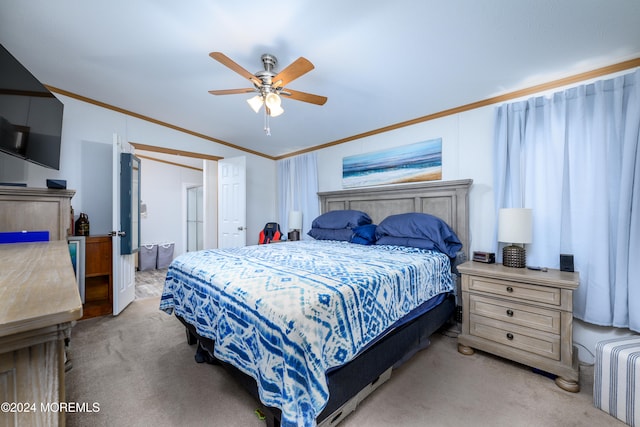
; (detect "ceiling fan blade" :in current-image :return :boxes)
[281,89,327,106]
[209,52,262,87]
[272,57,314,89]
[208,88,256,95]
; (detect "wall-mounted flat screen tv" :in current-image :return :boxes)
[0,43,63,170]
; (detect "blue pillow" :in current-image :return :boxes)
[307,227,353,241]
[376,235,437,250]
[311,210,372,230]
[375,212,462,257]
[350,224,377,245]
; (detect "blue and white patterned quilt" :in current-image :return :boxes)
[160,240,453,427]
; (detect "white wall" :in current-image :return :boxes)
[317,107,496,254]
[0,94,277,260]
[138,156,202,257]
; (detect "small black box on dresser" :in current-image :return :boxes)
[46,179,67,189]
[560,254,574,272]
[472,251,495,263]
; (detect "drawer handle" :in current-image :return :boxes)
[506,333,514,340]
[506,309,514,317]
[506,286,514,293]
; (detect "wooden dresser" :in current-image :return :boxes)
[0,241,82,426]
[0,185,82,426]
[457,260,580,392]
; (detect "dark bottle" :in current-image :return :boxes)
[75,213,90,236]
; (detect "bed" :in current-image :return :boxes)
[160,179,472,427]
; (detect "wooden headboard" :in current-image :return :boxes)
[318,179,472,257]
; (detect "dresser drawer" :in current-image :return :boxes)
[470,313,560,360]
[466,276,561,306]
[469,294,561,334]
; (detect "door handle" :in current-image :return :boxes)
[109,231,127,237]
[237,226,245,231]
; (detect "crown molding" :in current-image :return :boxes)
[46,57,640,162]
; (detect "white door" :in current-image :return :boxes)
[112,133,136,315]
[218,156,246,248]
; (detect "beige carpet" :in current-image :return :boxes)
[65,296,624,427]
[134,268,168,299]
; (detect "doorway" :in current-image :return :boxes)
[187,185,204,252]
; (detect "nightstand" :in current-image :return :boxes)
[456,260,580,392]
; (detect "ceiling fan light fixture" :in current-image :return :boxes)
[268,103,284,117]
[210,52,325,133]
[265,92,281,108]
[246,95,263,113]
[265,92,284,117]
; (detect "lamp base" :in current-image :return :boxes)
[503,245,526,268]
[288,230,300,241]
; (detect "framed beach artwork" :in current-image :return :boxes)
[342,138,442,188]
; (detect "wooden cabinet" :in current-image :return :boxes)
[456,261,580,392]
[83,235,112,318]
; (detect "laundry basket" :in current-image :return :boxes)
[138,243,158,271]
[156,242,175,269]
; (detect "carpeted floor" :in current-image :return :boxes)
[64,278,625,427]
[134,268,167,299]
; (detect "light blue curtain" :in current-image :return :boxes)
[276,152,320,239]
[494,69,640,332]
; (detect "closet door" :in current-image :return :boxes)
[120,152,141,255]
[112,135,135,315]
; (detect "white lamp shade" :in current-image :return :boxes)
[288,211,303,230]
[265,93,284,117]
[268,104,284,117]
[246,95,263,113]
[498,208,532,244]
[264,92,281,108]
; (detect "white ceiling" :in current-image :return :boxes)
[1,1,639,159]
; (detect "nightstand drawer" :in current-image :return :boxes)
[469,294,560,334]
[467,276,561,306]
[470,314,560,360]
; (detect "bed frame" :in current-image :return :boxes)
[179,179,472,427]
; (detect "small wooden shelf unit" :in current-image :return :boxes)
[83,235,113,319]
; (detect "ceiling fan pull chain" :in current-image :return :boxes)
[264,107,271,136]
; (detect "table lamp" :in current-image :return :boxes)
[498,208,532,268]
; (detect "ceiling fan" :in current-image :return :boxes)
[208,52,327,127]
